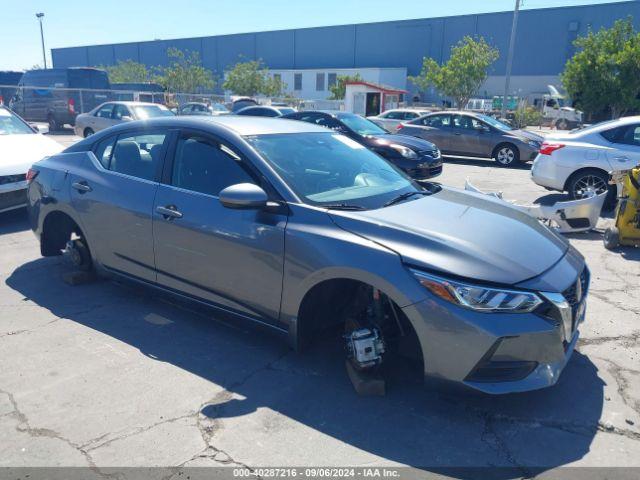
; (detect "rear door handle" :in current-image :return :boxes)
[156,205,183,219]
[613,156,630,162]
[72,181,92,193]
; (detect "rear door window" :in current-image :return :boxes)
[95,104,114,118]
[420,114,451,127]
[104,131,169,180]
[112,104,131,120]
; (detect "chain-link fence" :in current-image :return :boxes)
[0,84,343,121]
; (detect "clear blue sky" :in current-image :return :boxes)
[0,0,627,70]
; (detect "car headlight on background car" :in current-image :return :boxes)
[410,269,543,313]
[389,144,418,159]
[527,140,542,149]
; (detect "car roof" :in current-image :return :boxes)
[93,115,329,136]
[106,101,164,107]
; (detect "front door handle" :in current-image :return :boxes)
[156,205,183,219]
[72,181,92,193]
[613,156,630,162]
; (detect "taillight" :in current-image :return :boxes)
[539,142,565,155]
[68,98,75,114]
[0,95,4,105]
[26,168,39,183]
[396,124,404,131]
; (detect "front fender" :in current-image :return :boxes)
[279,205,429,349]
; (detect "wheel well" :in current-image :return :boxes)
[83,127,93,136]
[492,142,519,159]
[40,211,85,257]
[296,278,423,364]
[563,167,609,191]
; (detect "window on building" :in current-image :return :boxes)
[327,73,337,88]
[316,73,325,91]
[294,73,302,91]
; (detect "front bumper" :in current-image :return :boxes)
[0,180,28,213]
[399,154,443,179]
[401,269,588,394]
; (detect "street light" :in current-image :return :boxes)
[36,12,47,69]
[501,0,520,119]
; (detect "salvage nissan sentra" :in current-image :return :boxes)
[27,116,589,394]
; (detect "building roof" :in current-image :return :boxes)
[345,81,407,94]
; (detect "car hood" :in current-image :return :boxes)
[0,134,63,175]
[329,187,569,285]
[370,133,437,150]
[507,129,544,143]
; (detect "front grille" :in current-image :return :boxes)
[419,149,440,159]
[0,189,27,211]
[563,267,590,307]
[0,174,26,185]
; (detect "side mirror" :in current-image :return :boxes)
[30,124,40,132]
[121,115,133,122]
[219,183,268,209]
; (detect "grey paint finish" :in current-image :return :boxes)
[29,116,587,394]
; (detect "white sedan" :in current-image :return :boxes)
[531,116,640,205]
[74,101,174,138]
[367,109,431,132]
[0,106,63,213]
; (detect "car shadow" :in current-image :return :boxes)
[0,208,29,234]
[44,127,75,136]
[443,156,532,171]
[5,258,605,476]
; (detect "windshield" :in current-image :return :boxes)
[336,113,387,136]
[477,114,513,131]
[0,108,35,135]
[133,105,174,119]
[246,132,421,208]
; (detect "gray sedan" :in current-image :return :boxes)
[398,111,543,167]
[74,101,174,138]
[28,116,587,394]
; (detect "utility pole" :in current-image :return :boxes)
[36,12,47,69]
[501,0,520,119]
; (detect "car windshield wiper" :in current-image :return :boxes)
[323,203,367,211]
[383,191,431,208]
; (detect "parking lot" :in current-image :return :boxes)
[0,131,639,477]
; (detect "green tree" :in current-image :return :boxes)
[561,17,640,119]
[222,60,284,96]
[328,74,362,100]
[101,59,151,84]
[155,48,215,93]
[409,36,499,108]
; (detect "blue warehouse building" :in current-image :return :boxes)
[52,1,640,102]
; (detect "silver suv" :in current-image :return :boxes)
[28,116,588,394]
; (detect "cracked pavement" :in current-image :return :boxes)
[0,137,639,478]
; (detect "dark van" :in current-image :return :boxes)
[0,71,23,107]
[10,68,111,131]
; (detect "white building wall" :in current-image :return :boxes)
[269,67,407,100]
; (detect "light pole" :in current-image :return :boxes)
[36,12,47,69]
[501,0,520,119]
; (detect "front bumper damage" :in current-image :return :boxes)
[401,268,589,394]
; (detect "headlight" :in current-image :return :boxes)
[411,269,543,313]
[528,140,541,149]
[389,144,418,159]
